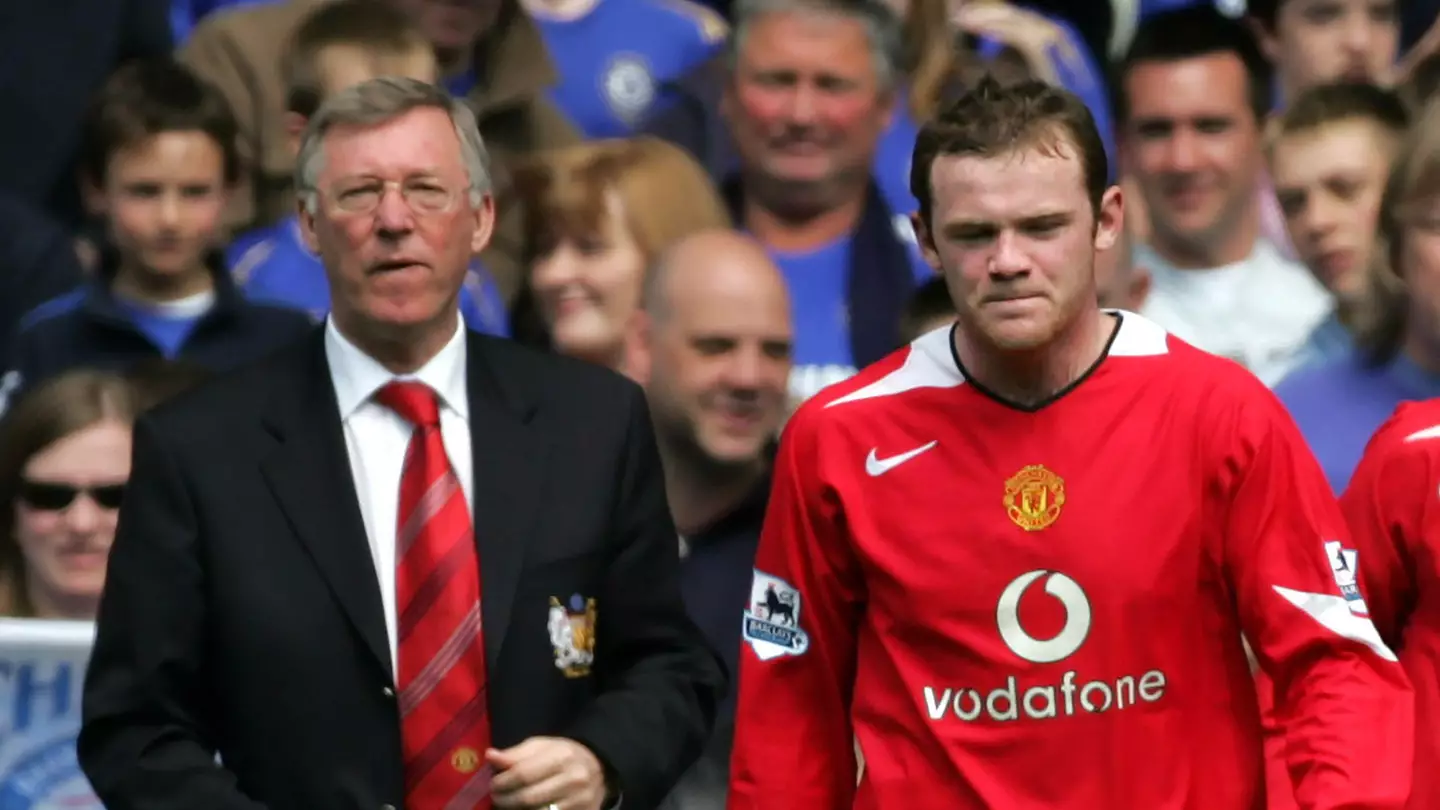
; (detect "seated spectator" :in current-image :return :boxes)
[1268,83,1410,372]
[719,0,933,404]
[180,0,580,298]
[1248,0,1400,109]
[623,230,792,810]
[1276,98,1440,492]
[1118,5,1329,385]
[522,0,726,138]
[0,370,138,619]
[511,136,730,374]
[1,60,312,412]
[227,0,508,335]
[645,0,1116,224]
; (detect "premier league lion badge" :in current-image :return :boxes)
[742,570,810,661]
[548,594,597,678]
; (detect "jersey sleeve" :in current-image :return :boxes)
[1339,416,1432,652]
[727,407,864,810]
[1221,394,1413,810]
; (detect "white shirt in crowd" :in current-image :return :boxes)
[325,313,475,675]
[1137,239,1330,386]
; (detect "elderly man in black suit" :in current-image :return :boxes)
[79,76,724,810]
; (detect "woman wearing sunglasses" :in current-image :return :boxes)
[0,370,138,619]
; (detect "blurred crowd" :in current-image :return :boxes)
[2,0,1440,806]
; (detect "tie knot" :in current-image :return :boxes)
[376,381,441,428]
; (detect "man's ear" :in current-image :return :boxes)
[1093,185,1124,253]
[297,197,322,255]
[623,310,654,387]
[470,193,497,256]
[911,211,942,274]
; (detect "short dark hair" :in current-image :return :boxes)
[1272,82,1410,144]
[910,75,1108,229]
[283,0,429,119]
[78,59,240,189]
[1115,5,1273,124]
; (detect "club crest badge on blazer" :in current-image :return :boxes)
[548,594,597,677]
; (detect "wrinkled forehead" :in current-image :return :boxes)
[317,107,465,183]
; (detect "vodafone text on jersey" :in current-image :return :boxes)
[922,570,1166,723]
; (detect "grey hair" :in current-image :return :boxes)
[727,0,904,92]
[293,76,492,213]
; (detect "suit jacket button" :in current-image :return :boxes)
[382,686,395,697]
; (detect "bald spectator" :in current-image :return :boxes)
[720,0,931,406]
[1095,218,1151,311]
[181,0,579,297]
[625,230,792,810]
[1118,5,1329,385]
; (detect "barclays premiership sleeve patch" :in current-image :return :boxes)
[742,569,810,660]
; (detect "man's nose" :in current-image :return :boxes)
[1163,131,1201,173]
[989,231,1030,276]
[374,186,415,233]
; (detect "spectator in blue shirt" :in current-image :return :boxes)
[1276,97,1440,492]
[1,60,311,415]
[226,0,509,336]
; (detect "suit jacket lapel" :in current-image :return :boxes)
[465,333,547,669]
[259,331,392,679]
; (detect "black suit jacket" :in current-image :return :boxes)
[79,327,726,810]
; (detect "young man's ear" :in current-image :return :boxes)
[911,211,941,274]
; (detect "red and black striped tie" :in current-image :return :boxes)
[377,381,493,810]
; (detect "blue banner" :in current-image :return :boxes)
[0,620,99,810]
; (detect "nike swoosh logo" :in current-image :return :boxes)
[866,441,938,476]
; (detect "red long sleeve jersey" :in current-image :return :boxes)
[1341,399,1440,809]
[728,315,1413,810]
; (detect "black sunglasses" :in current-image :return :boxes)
[17,480,127,511]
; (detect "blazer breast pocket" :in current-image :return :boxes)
[522,549,605,681]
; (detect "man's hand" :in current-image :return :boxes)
[488,736,608,810]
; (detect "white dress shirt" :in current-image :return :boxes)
[325,314,474,675]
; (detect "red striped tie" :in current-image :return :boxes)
[377,381,493,810]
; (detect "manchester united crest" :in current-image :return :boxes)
[1004,464,1065,531]
[548,594,597,678]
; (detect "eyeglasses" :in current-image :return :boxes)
[326,178,461,215]
[17,480,127,511]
